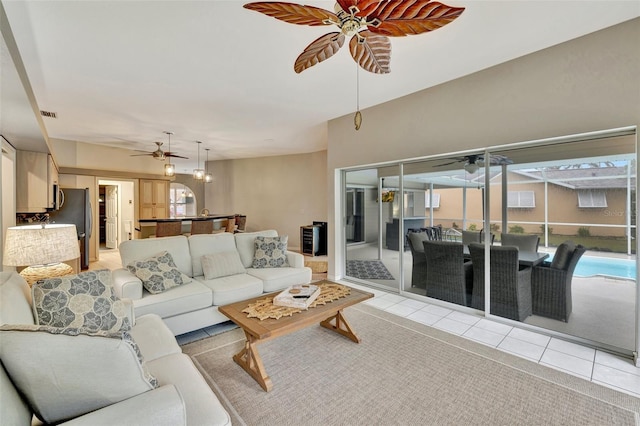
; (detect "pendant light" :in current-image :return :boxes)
[204,148,213,183]
[163,131,175,177]
[193,141,204,180]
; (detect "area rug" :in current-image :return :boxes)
[182,304,640,426]
[346,259,394,280]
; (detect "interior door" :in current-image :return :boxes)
[105,185,118,249]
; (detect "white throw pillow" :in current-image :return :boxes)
[0,324,157,424]
[252,235,290,268]
[31,269,131,334]
[127,251,192,294]
[201,251,246,280]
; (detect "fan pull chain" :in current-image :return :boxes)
[354,62,362,130]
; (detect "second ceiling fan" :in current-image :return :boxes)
[130,131,188,161]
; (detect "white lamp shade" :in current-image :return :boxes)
[3,224,80,267]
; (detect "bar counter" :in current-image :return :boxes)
[137,214,239,238]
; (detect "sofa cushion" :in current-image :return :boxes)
[201,251,246,280]
[120,236,193,277]
[188,233,239,278]
[146,353,231,426]
[0,325,157,424]
[197,273,263,306]
[133,280,213,319]
[31,269,131,334]
[246,266,312,292]
[127,251,192,294]
[252,235,290,268]
[128,314,182,362]
[551,241,576,270]
[234,230,279,268]
[0,364,31,426]
[0,271,34,326]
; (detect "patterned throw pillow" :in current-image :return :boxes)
[252,235,290,268]
[127,251,192,294]
[32,269,131,334]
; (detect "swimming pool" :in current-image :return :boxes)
[571,256,636,280]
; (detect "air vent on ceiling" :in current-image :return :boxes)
[40,110,57,118]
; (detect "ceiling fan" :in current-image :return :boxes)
[130,132,189,161]
[436,154,513,173]
[243,0,465,74]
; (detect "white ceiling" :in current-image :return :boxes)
[2,1,639,171]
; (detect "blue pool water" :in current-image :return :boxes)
[560,255,637,280]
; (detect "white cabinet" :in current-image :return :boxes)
[16,151,58,212]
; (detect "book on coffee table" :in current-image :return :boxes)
[273,284,321,309]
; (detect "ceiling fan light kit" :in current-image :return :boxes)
[243,0,465,131]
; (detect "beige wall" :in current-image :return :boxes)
[48,137,327,252]
[327,18,640,278]
[205,151,328,250]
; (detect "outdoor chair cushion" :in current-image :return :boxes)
[551,241,576,270]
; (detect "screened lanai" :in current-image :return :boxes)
[343,128,637,357]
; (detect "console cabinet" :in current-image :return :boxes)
[140,179,168,219]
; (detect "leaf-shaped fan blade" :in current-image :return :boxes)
[336,0,357,12]
[165,152,189,159]
[243,2,337,26]
[294,32,345,73]
[349,31,391,74]
[360,0,465,37]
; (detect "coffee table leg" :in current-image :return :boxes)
[320,310,361,343]
[233,331,272,392]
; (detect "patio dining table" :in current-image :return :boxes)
[463,247,549,267]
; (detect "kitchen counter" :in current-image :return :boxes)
[137,214,239,238]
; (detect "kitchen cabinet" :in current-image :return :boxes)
[140,179,168,219]
[16,151,58,212]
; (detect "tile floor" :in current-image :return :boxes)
[354,283,640,398]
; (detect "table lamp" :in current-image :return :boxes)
[3,224,80,286]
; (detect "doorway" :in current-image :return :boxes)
[97,179,135,253]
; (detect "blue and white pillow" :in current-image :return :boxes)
[32,269,131,334]
[127,251,192,294]
[252,236,290,268]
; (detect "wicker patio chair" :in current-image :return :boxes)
[407,231,430,290]
[531,243,586,322]
[468,243,533,321]
[423,240,473,306]
[154,220,183,237]
[462,230,495,248]
[189,219,214,235]
[500,233,540,253]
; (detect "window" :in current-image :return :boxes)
[425,192,440,208]
[578,189,607,208]
[507,191,535,208]
[169,183,197,218]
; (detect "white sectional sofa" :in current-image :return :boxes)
[113,230,312,335]
[0,270,231,426]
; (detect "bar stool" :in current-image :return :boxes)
[190,219,214,235]
[155,220,183,237]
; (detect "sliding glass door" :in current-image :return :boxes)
[340,128,637,357]
[344,167,400,292]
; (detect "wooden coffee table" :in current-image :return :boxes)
[218,282,373,392]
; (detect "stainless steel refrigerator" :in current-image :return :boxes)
[48,188,92,270]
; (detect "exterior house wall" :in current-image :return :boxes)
[327,18,640,278]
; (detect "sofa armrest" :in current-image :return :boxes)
[112,268,143,300]
[62,385,186,426]
[121,298,136,327]
[286,251,305,268]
